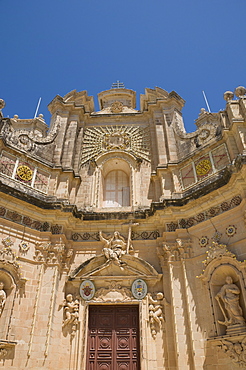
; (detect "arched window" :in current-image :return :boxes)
[103,170,130,207]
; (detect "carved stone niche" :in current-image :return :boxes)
[199,244,246,338]
[0,242,26,342]
[0,270,18,341]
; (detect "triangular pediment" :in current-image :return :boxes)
[70,254,161,286]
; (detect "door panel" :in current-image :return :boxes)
[86,306,140,370]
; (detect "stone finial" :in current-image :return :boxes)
[0,99,5,110]
[0,99,5,118]
[199,108,207,116]
[223,91,234,101]
[234,86,246,98]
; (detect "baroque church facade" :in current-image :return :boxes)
[0,84,246,369]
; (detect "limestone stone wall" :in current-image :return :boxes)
[0,85,245,369]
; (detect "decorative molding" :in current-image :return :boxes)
[166,195,242,231]
[202,242,236,267]
[71,230,160,242]
[226,225,237,237]
[2,115,61,152]
[19,241,30,253]
[0,206,51,232]
[199,236,209,247]
[217,337,246,367]
[159,239,193,262]
[33,241,73,268]
[80,125,150,166]
[93,282,132,303]
[0,340,17,359]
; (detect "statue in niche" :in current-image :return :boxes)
[215,276,245,326]
[148,292,165,338]
[62,294,79,333]
[99,231,130,267]
[0,282,6,316]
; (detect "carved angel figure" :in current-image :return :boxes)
[99,231,128,267]
[62,294,79,328]
[219,337,246,367]
[0,282,6,316]
[148,292,165,338]
[215,276,245,326]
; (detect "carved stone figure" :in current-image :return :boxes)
[218,337,246,367]
[215,276,245,327]
[100,231,129,267]
[62,294,79,335]
[148,292,165,338]
[0,282,6,316]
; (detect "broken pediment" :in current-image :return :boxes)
[70,254,161,287]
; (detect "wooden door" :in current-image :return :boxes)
[86,305,140,370]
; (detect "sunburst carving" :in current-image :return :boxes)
[80,126,150,165]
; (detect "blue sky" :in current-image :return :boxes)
[1,0,246,132]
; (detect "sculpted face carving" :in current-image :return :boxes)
[215,276,245,327]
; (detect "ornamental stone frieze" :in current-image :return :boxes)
[158,238,193,262]
[166,195,242,231]
[34,241,73,268]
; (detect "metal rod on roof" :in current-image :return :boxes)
[34,97,42,118]
[202,91,211,113]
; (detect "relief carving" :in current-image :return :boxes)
[62,294,79,338]
[203,242,235,267]
[93,282,132,302]
[218,337,246,367]
[161,238,192,262]
[99,230,133,268]
[34,241,73,268]
[147,292,165,339]
[80,125,150,166]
